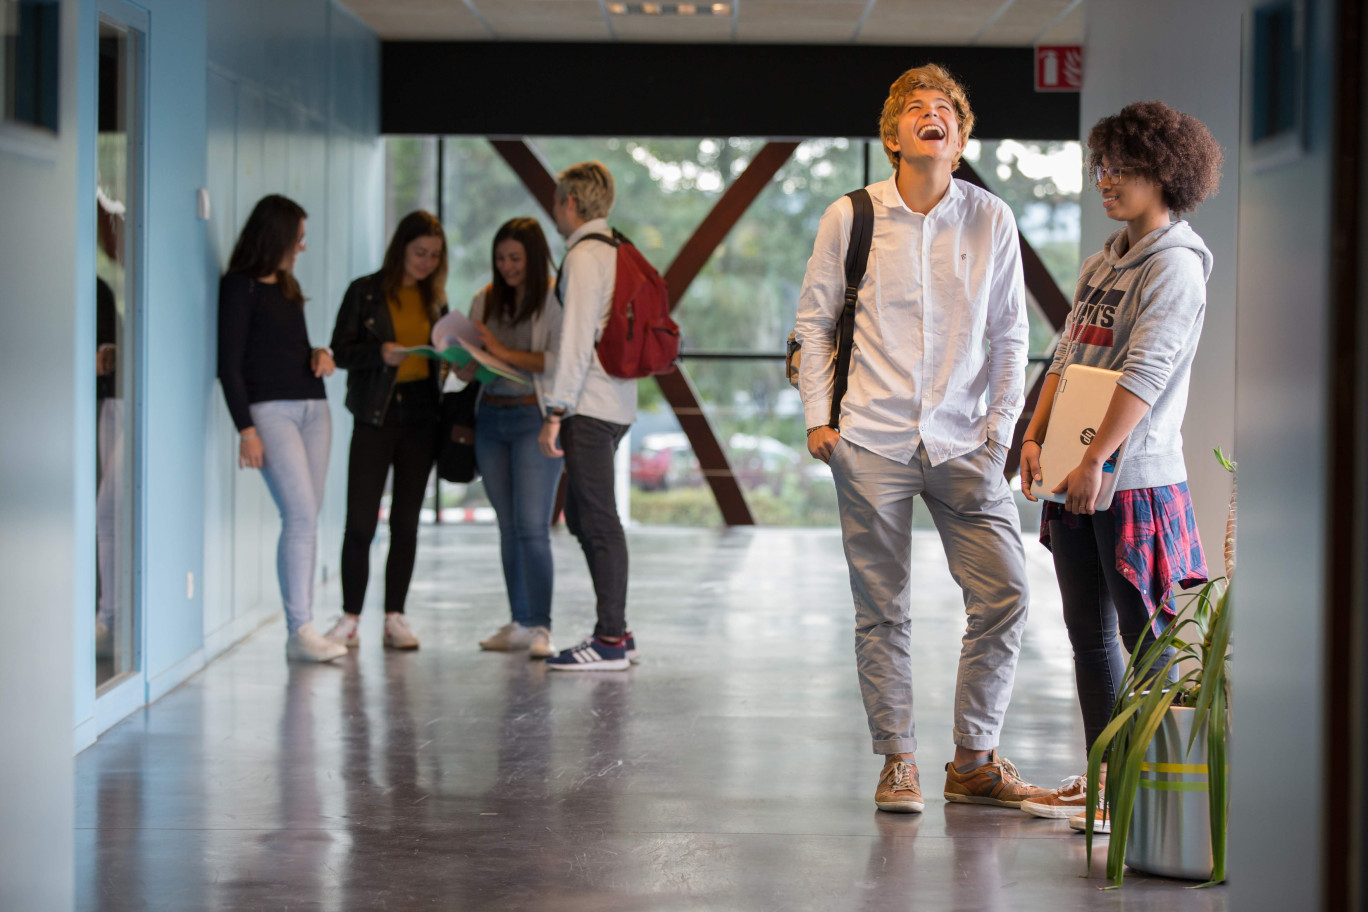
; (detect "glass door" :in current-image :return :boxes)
[94,12,141,692]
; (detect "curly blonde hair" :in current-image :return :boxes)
[879,64,975,172]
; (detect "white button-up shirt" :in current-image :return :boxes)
[795,176,1028,466]
[544,217,638,425]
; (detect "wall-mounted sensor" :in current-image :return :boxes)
[197,188,211,221]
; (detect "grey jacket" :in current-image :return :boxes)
[1049,220,1213,490]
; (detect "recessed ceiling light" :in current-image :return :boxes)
[607,2,731,14]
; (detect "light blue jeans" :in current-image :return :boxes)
[250,399,332,633]
[474,403,564,628]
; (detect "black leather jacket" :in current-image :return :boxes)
[330,272,447,427]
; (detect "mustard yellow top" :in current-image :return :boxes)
[389,285,432,384]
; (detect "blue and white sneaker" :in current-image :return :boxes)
[545,636,631,672]
[623,632,641,665]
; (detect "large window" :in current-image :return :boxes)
[384,135,1081,528]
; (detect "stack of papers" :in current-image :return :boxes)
[393,310,529,386]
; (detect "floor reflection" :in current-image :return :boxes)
[76,526,1225,911]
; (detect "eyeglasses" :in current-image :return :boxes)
[1093,165,1133,185]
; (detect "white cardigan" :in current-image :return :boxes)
[467,284,562,413]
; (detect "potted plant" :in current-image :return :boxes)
[1082,447,1237,887]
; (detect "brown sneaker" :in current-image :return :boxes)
[875,758,925,813]
[1021,774,1098,819]
[942,751,1050,808]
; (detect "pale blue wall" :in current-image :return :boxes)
[0,0,81,905]
[69,0,381,744]
[200,0,382,661]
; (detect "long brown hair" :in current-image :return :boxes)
[380,210,448,320]
[487,217,552,325]
[227,194,307,303]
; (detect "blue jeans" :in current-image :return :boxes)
[475,403,563,629]
[250,399,332,633]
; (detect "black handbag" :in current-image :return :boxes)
[437,380,480,483]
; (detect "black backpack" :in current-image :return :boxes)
[785,187,874,428]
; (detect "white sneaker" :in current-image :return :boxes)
[383,613,420,650]
[324,614,361,649]
[287,623,348,662]
[528,626,555,658]
[479,622,534,652]
[1068,810,1113,834]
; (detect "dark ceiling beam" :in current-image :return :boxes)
[383,42,1079,140]
[664,141,799,309]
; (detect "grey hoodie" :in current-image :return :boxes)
[1049,220,1214,491]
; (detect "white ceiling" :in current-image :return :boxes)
[342,0,1085,45]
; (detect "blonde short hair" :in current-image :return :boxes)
[556,160,615,221]
[879,64,975,172]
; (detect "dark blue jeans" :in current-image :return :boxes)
[475,403,564,629]
[1048,509,1178,755]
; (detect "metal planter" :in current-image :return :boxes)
[1124,705,1216,880]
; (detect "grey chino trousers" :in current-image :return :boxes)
[830,438,1029,755]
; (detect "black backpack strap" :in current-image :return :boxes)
[828,187,874,428]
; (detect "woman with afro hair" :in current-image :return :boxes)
[1014,100,1224,830]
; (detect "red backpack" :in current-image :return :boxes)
[568,229,680,379]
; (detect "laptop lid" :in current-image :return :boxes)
[1031,364,1129,511]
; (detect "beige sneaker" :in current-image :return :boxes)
[528,626,556,659]
[875,757,925,813]
[1021,774,1099,819]
[383,613,420,650]
[287,623,348,663]
[324,614,360,649]
[479,622,533,652]
[943,751,1050,809]
[1068,809,1112,834]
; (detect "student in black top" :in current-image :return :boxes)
[325,211,448,651]
[217,194,345,663]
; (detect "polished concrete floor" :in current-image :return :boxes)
[76,525,1227,911]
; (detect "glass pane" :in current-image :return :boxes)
[1,0,60,132]
[961,139,1083,355]
[95,19,138,688]
[674,138,865,354]
[384,136,438,241]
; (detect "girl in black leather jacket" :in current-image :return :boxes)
[325,211,448,651]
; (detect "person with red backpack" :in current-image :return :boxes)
[539,160,658,671]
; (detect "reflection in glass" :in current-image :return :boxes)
[95,20,138,688]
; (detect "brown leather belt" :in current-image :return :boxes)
[482,393,539,407]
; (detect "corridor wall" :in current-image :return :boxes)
[0,1,81,905]
[1084,0,1350,907]
[70,0,381,751]
[200,0,382,664]
[1079,0,1241,581]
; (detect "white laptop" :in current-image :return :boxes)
[1032,364,1129,511]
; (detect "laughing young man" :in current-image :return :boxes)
[795,64,1048,813]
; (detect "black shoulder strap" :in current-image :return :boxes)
[828,187,874,428]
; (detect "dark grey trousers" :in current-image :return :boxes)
[560,415,630,639]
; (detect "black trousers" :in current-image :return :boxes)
[1048,509,1178,755]
[341,381,437,616]
[560,415,630,639]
